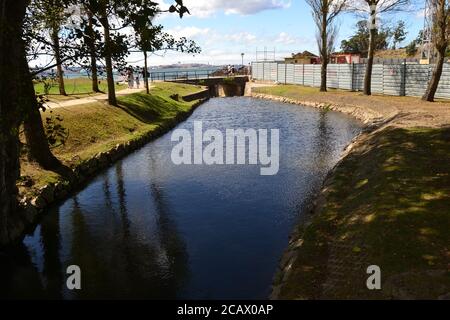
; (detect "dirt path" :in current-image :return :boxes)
[251,84,450,129]
[45,84,149,109]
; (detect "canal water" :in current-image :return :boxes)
[0,97,361,299]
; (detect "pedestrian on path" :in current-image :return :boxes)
[127,67,134,89]
[135,68,140,89]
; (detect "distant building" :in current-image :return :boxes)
[329,52,361,64]
[285,51,320,64]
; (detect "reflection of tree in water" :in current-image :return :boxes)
[68,195,112,299]
[1,155,189,299]
[0,243,45,299]
[146,152,189,297]
[294,111,334,223]
[0,207,64,299]
[66,160,188,299]
[314,110,333,172]
[40,207,63,299]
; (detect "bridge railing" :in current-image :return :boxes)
[149,70,216,82]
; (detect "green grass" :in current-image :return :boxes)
[20,82,204,194]
[279,127,450,299]
[33,77,126,99]
[254,84,327,98]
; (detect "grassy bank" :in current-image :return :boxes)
[20,82,205,196]
[279,127,450,299]
[258,85,450,299]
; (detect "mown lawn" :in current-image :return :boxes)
[20,82,205,195]
[279,127,450,299]
[33,77,127,100]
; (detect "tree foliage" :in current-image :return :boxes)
[340,20,390,56]
[391,20,407,49]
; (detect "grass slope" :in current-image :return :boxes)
[20,82,204,195]
[279,127,450,299]
[257,84,450,299]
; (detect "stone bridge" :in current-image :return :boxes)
[168,75,250,98]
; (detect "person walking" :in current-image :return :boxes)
[127,67,134,89]
[135,71,140,89]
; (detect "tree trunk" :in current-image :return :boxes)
[320,15,327,92]
[422,0,448,102]
[144,50,149,94]
[51,24,66,96]
[363,27,376,96]
[22,66,62,170]
[99,8,116,106]
[0,0,27,245]
[422,49,445,102]
[87,10,100,92]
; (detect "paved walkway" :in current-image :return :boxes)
[46,84,149,109]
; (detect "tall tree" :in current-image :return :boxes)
[0,0,28,245]
[21,1,74,171]
[391,20,407,49]
[79,0,163,105]
[306,0,347,91]
[133,25,201,94]
[85,7,100,92]
[422,0,450,102]
[29,0,71,95]
[352,0,410,95]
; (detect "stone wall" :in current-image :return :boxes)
[8,97,209,246]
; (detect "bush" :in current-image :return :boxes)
[405,41,418,57]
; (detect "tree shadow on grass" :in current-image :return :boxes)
[115,93,184,125]
[280,125,450,299]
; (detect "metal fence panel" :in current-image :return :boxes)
[286,64,295,84]
[250,61,450,99]
[383,65,404,96]
[277,64,286,83]
[327,64,339,88]
[436,65,450,99]
[303,65,314,86]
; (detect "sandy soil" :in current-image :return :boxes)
[251,83,450,129]
[45,85,148,109]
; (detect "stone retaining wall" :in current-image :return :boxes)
[251,93,396,128]
[8,97,209,246]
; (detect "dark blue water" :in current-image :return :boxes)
[0,97,361,299]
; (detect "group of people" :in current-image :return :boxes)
[227,64,236,76]
[226,64,251,76]
[124,66,149,89]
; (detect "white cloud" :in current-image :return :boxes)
[175,0,292,18]
[166,26,211,39]
[275,32,297,45]
[143,25,316,65]
[224,32,257,43]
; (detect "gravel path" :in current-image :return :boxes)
[45,85,148,109]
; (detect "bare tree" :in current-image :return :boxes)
[306,0,347,92]
[351,0,410,95]
[422,0,449,102]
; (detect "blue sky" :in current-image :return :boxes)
[135,0,425,66]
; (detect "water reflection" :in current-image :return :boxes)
[0,97,361,299]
